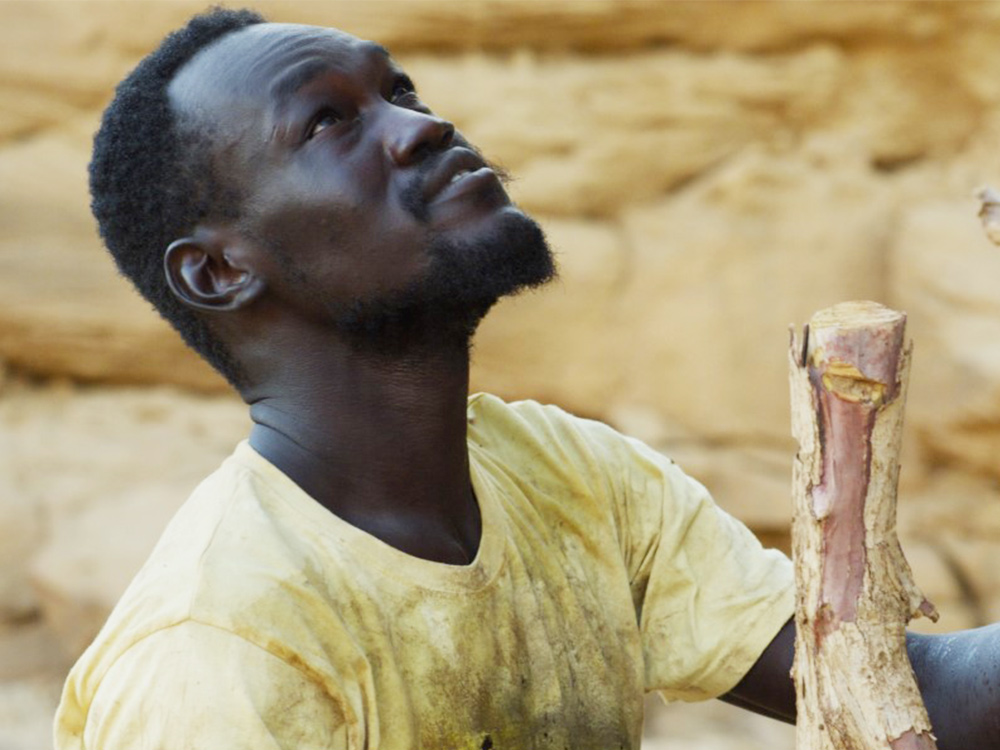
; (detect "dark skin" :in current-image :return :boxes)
[166,22,1000,745]
[166,24,504,563]
[727,617,1000,750]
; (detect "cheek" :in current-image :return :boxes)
[245,169,356,257]
[240,155,434,297]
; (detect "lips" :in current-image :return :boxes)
[421,148,495,203]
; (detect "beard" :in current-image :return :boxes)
[332,207,555,357]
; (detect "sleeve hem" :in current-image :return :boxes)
[655,578,796,703]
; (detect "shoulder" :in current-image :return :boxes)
[468,392,637,463]
[62,442,348,711]
[466,393,710,552]
[468,392,689,493]
[102,443,312,624]
[57,620,354,750]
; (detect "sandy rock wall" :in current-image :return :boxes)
[3,2,1000,747]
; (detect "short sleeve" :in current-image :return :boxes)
[83,620,351,750]
[489,398,795,703]
[619,441,795,702]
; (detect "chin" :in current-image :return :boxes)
[333,208,555,356]
[434,206,555,302]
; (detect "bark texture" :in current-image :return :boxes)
[789,301,939,750]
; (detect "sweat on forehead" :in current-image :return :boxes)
[168,22,387,108]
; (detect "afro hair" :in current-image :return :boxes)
[89,7,265,388]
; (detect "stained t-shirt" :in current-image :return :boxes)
[55,394,795,750]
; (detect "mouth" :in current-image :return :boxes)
[421,148,501,204]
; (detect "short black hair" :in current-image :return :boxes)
[89,7,266,388]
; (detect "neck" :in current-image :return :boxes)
[244,336,480,564]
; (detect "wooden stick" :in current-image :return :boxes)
[789,301,939,750]
[976,185,1000,246]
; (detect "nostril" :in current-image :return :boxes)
[421,118,453,157]
[439,121,455,148]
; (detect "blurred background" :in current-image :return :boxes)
[3,1,1000,748]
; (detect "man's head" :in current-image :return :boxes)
[91,8,554,388]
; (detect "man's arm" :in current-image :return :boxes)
[719,617,796,724]
[907,624,1000,750]
[722,617,1000,749]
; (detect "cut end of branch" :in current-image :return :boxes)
[806,301,907,401]
[916,597,940,623]
[976,184,1000,246]
[810,300,904,331]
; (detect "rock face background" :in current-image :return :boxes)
[3,2,1000,748]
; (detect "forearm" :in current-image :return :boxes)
[721,617,797,724]
[908,623,1000,750]
[723,617,1000,746]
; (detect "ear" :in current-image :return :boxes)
[164,234,266,313]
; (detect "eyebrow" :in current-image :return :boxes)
[268,41,393,109]
[269,59,334,108]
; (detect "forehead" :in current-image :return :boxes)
[169,23,391,116]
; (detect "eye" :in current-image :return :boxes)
[307,108,341,140]
[389,75,419,106]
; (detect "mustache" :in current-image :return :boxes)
[443,135,513,185]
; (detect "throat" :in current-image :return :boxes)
[247,411,481,565]
[242,330,480,564]
[349,491,484,566]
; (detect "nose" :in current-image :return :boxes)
[383,107,455,166]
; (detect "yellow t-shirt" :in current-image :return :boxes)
[55,394,794,750]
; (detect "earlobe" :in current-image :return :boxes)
[164,236,266,312]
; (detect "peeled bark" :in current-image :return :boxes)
[789,300,939,750]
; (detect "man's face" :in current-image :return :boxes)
[168,23,553,351]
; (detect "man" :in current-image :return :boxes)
[55,8,1000,749]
